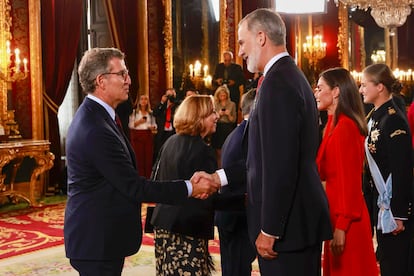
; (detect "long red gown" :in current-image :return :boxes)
[317,114,378,276]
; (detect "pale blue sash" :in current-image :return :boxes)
[364,137,397,233]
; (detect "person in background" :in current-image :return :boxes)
[215,89,257,276]
[151,95,244,276]
[194,8,332,275]
[128,94,157,178]
[213,51,245,119]
[315,67,378,276]
[211,85,237,167]
[153,88,179,163]
[360,63,414,276]
[64,47,218,276]
[185,89,199,98]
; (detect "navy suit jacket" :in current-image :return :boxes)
[242,56,332,252]
[64,97,188,260]
[215,120,248,231]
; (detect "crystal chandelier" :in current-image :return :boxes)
[338,0,414,29]
[303,34,327,69]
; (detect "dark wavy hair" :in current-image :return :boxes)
[319,67,367,136]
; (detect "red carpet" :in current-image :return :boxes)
[0,203,220,259]
[0,203,65,259]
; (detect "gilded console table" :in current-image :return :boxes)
[0,140,55,207]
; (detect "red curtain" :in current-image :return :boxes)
[41,0,84,190]
[104,0,139,100]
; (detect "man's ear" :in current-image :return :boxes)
[257,31,266,47]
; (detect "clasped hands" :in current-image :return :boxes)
[190,171,221,199]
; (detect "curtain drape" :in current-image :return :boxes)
[41,0,84,190]
[104,0,139,100]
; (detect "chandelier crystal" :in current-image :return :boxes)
[338,0,414,29]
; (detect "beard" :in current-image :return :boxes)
[246,45,260,73]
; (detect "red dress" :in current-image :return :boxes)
[317,115,378,276]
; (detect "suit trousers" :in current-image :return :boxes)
[376,219,414,276]
[218,224,257,276]
[257,243,322,276]
[70,258,125,276]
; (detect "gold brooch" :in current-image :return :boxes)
[370,129,380,143]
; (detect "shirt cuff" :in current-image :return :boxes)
[261,230,280,239]
[185,180,192,197]
[216,169,228,186]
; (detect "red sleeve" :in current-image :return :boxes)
[331,117,364,231]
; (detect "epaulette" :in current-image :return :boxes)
[388,107,396,115]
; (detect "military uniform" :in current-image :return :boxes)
[365,99,414,276]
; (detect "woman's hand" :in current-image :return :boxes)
[330,228,346,256]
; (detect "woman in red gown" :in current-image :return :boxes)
[315,68,378,276]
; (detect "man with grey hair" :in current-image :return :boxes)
[195,8,332,275]
[64,47,219,275]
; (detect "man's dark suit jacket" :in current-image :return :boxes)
[64,97,188,260]
[235,56,332,252]
[215,119,248,231]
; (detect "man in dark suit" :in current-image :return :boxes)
[213,51,245,118]
[153,88,179,162]
[64,48,218,275]
[195,9,332,275]
[215,89,256,276]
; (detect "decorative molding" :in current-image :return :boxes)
[337,2,349,69]
[163,0,173,88]
[28,0,42,139]
[219,0,229,58]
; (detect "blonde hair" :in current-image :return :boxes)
[213,85,230,102]
[174,95,215,136]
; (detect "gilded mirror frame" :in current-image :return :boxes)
[0,0,43,139]
[29,0,43,139]
[338,3,398,71]
[163,0,230,88]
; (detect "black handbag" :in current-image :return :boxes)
[143,150,162,233]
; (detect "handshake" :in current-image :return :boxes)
[190,171,221,199]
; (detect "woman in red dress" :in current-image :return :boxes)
[128,95,157,178]
[315,68,378,276]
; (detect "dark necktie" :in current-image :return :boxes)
[115,114,124,134]
[256,75,264,94]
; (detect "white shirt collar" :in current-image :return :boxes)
[87,94,116,120]
[263,52,290,76]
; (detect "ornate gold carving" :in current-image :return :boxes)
[219,0,229,57]
[0,140,54,206]
[163,0,173,88]
[337,2,349,69]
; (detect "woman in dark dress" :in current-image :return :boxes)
[151,95,243,275]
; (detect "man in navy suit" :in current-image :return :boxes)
[215,89,257,276]
[64,48,218,275]
[195,9,332,275]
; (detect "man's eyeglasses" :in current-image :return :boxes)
[101,70,129,81]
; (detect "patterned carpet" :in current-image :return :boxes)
[0,202,260,275]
